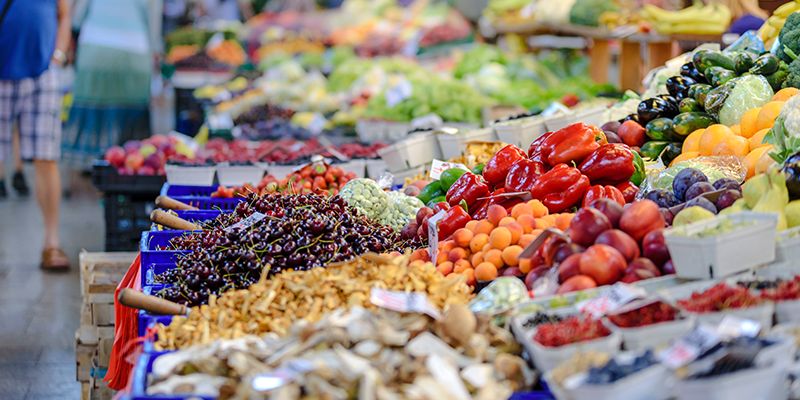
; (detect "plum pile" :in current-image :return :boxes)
[644,168,742,223]
[155,193,401,306]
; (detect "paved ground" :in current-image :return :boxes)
[0,171,104,400]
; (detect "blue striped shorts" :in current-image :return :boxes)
[0,68,62,161]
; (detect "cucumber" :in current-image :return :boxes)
[678,98,702,113]
[673,112,716,137]
[645,118,677,141]
[733,52,754,75]
[690,84,712,105]
[697,51,735,72]
[640,141,671,160]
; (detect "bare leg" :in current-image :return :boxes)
[12,129,22,172]
[34,160,61,249]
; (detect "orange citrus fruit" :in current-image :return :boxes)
[748,128,771,150]
[682,128,705,153]
[699,124,733,155]
[772,87,800,102]
[712,135,749,157]
[756,101,785,131]
[670,151,699,166]
[744,146,772,179]
[738,108,760,138]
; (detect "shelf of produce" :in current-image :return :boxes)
[170,70,235,90]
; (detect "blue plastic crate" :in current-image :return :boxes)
[170,195,243,211]
[150,210,222,230]
[143,262,178,287]
[160,183,217,197]
[140,231,193,285]
[137,285,175,337]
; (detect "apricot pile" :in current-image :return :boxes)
[410,200,574,285]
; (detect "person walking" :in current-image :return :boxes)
[0,0,72,269]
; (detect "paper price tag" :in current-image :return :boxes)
[225,212,266,232]
[577,283,646,318]
[429,159,469,180]
[370,288,442,319]
[205,32,224,50]
[385,78,413,107]
[658,324,721,369]
[427,210,446,266]
[308,113,327,135]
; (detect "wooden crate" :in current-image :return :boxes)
[75,336,95,383]
[79,251,136,302]
[96,337,114,368]
[91,302,115,327]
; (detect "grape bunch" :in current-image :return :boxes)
[156,193,403,306]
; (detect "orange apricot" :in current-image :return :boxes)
[505,222,523,244]
[440,240,456,252]
[487,204,508,226]
[469,233,489,253]
[554,213,574,231]
[511,202,534,218]
[475,262,498,281]
[448,247,468,263]
[484,248,504,268]
[452,228,474,248]
[453,259,472,273]
[519,233,537,248]
[465,220,479,233]
[471,251,484,267]
[528,200,549,217]
[502,245,523,266]
[474,220,494,235]
[516,214,537,233]
[489,227,512,249]
[462,268,476,285]
[518,257,533,273]
[437,261,454,275]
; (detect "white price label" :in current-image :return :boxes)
[427,210,446,266]
[225,212,266,232]
[385,78,413,107]
[205,32,224,50]
[577,283,646,318]
[657,324,721,369]
[370,288,442,319]
[307,113,327,135]
[429,159,469,180]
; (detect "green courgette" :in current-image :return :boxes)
[678,98,702,113]
[672,112,716,137]
[640,141,671,160]
[645,118,677,141]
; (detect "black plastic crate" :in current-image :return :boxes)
[104,193,156,251]
[92,160,166,194]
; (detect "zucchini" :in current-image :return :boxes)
[678,98,702,113]
[660,142,683,165]
[690,84,712,105]
[749,53,780,75]
[672,112,716,137]
[704,66,736,87]
[733,52,754,75]
[640,141,671,160]
[697,51,735,72]
[645,118,677,141]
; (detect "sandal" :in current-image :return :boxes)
[12,170,29,196]
[41,248,70,270]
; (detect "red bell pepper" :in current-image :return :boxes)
[578,144,635,185]
[438,205,471,239]
[483,144,527,187]
[528,130,555,163]
[582,185,626,207]
[615,181,640,203]
[529,164,590,213]
[432,201,450,213]
[446,172,490,208]
[504,158,546,193]
[539,123,603,167]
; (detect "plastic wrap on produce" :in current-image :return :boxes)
[718,75,773,126]
[379,191,424,231]
[724,31,765,54]
[469,277,529,315]
[639,156,747,196]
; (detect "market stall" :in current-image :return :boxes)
[74,1,800,400]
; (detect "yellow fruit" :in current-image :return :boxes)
[682,129,705,153]
[749,128,771,150]
[670,151,699,166]
[699,125,733,155]
[744,146,773,179]
[772,87,799,102]
[730,124,741,136]
[756,101,785,131]
[714,135,749,157]
[738,108,761,138]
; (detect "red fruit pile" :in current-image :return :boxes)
[677,283,763,313]
[211,163,355,198]
[533,316,611,347]
[760,276,800,301]
[608,301,678,328]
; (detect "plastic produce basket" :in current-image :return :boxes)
[216,164,265,186]
[493,116,547,148]
[605,316,696,352]
[564,364,671,400]
[137,286,175,337]
[672,363,787,400]
[436,128,498,160]
[165,165,216,186]
[366,159,388,179]
[92,160,166,194]
[663,212,777,279]
[130,351,214,400]
[104,193,156,251]
[775,227,800,268]
[160,183,217,197]
[143,263,177,287]
[377,131,442,172]
[140,231,193,278]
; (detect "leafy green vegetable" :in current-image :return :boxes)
[777,12,800,64]
[569,0,619,27]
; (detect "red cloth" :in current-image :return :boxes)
[104,253,142,391]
